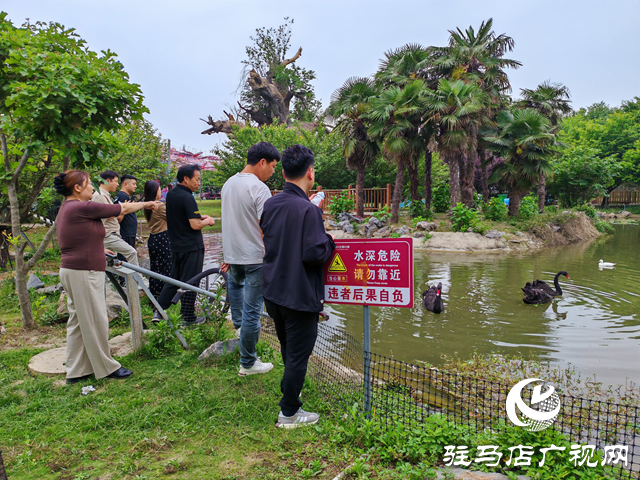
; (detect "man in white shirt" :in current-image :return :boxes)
[92,170,138,266]
[221,142,280,376]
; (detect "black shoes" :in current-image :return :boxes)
[107,367,133,380]
[179,317,206,328]
[66,373,93,385]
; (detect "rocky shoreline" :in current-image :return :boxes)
[325,212,601,253]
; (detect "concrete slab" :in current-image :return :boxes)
[27,331,147,376]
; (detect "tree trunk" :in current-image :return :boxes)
[356,163,365,218]
[461,152,477,208]
[448,153,460,209]
[537,174,546,213]
[391,162,406,223]
[424,150,432,211]
[508,188,525,217]
[407,156,420,202]
[0,449,7,480]
[479,148,490,202]
[7,181,36,330]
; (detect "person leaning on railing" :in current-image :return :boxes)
[53,170,159,384]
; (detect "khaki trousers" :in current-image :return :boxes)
[60,268,121,379]
[103,232,138,266]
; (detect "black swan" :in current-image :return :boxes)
[422,282,444,314]
[522,283,553,305]
[530,271,569,297]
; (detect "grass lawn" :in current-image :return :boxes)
[197,200,222,219]
[0,343,358,480]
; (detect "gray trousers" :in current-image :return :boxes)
[60,268,121,379]
[103,232,138,266]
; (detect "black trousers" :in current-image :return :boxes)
[264,299,318,417]
[147,230,172,310]
[158,248,204,322]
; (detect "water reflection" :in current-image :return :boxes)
[325,225,640,388]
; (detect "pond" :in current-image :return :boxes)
[324,224,640,389]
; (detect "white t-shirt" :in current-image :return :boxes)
[221,173,271,264]
[310,191,325,206]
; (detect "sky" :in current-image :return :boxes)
[3,0,640,153]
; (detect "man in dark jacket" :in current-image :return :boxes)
[260,144,335,428]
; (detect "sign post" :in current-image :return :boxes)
[324,238,414,415]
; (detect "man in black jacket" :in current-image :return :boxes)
[260,144,335,429]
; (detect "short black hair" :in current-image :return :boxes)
[247,142,280,166]
[281,145,314,180]
[177,164,201,183]
[120,174,138,183]
[99,170,118,181]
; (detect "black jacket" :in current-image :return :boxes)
[261,182,335,312]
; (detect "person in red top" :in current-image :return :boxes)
[54,170,158,384]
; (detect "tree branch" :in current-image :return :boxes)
[25,223,57,272]
[0,132,9,172]
[11,147,31,183]
[281,47,302,67]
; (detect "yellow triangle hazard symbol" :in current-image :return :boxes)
[328,253,347,272]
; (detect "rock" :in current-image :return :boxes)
[416,221,437,231]
[617,210,632,218]
[45,273,59,277]
[337,212,362,224]
[510,238,526,243]
[106,287,129,321]
[373,227,391,238]
[57,292,69,319]
[552,226,561,232]
[484,229,505,239]
[365,224,379,237]
[466,227,474,232]
[422,232,506,251]
[413,231,426,238]
[358,224,367,236]
[597,212,614,219]
[198,339,240,361]
[0,325,5,335]
[38,283,63,295]
[435,467,530,480]
[393,226,410,236]
[26,274,45,290]
[368,217,383,228]
[337,220,351,229]
[515,231,526,237]
[342,223,354,234]
[324,220,334,231]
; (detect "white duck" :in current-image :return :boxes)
[599,259,616,268]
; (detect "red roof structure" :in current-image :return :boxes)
[170,148,220,171]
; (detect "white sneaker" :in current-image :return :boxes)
[235,327,241,339]
[238,358,273,377]
[276,408,319,429]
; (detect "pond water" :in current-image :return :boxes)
[324,224,640,389]
[201,225,640,388]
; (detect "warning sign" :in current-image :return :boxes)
[324,238,413,308]
[328,253,347,272]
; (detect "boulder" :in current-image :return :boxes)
[106,288,129,321]
[365,224,379,237]
[342,223,354,234]
[515,231,526,237]
[413,231,426,238]
[368,217,383,228]
[57,292,69,320]
[198,339,240,361]
[26,274,45,290]
[337,212,362,224]
[324,220,335,231]
[416,221,437,231]
[337,220,351,229]
[597,212,614,219]
[484,229,505,239]
[358,224,367,236]
[38,283,63,295]
[373,227,391,238]
[617,210,632,218]
[393,226,410,236]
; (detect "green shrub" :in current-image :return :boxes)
[373,206,392,223]
[575,203,597,219]
[329,192,355,219]
[473,192,483,210]
[408,200,431,219]
[594,219,615,234]
[432,184,450,213]
[483,197,508,222]
[451,203,479,232]
[518,194,539,219]
[546,205,558,213]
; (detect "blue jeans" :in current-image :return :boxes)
[228,264,264,368]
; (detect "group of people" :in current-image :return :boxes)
[54,141,335,428]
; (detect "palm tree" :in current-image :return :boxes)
[427,18,521,207]
[484,108,559,216]
[327,77,381,217]
[367,80,427,222]
[518,81,572,212]
[424,79,487,209]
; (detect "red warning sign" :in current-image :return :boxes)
[324,238,413,308]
